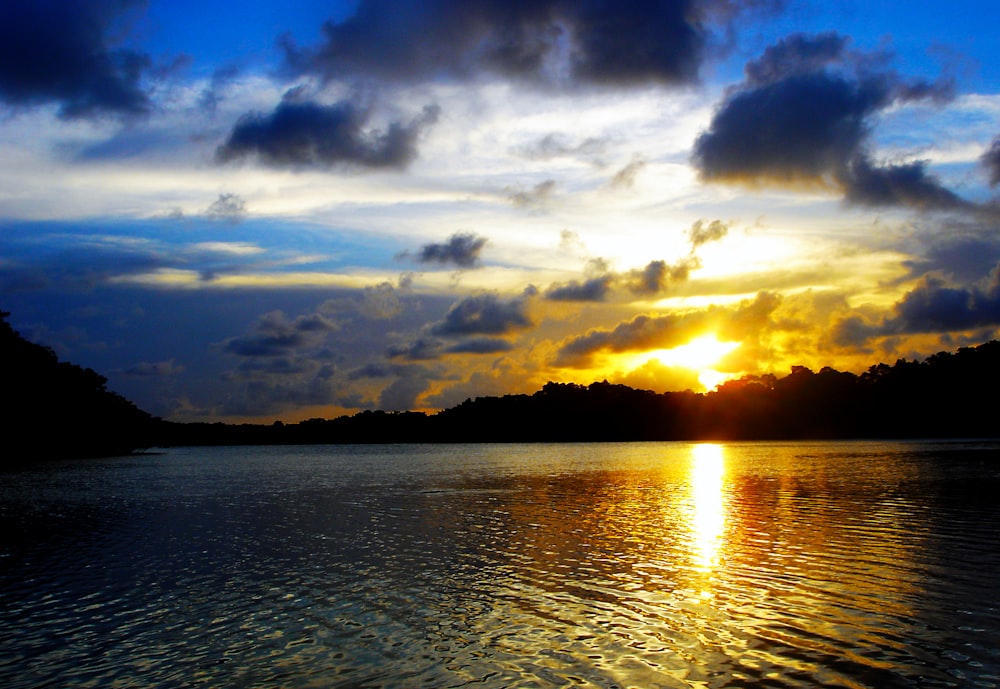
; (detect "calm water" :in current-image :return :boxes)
[2,441,999,688]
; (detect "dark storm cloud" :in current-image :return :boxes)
[902,229,1000,285]
[388,334,515,359]
[215,94,441,170]
[889,275,1000,334]
[386,337,445,361]
[692,32,962,211]
[834,219,1000,346]
[233,356,313,376]
[349,362,408,380]
[0,0,152,119]
[739,31,951,102]
[545,274,615,302]
[827,313,881,349]
[841,158,969,211]
[217,372,339,418]
[693,70,883,184]
[348,361,437,410]
[406,232,488,268]
[563,0,704,85]
[282,0,723,88]
[742,31,848,85]
[982,136,1000,188]
[445,338,515,355]
[832,265,1000,347]
[378,368,433,411]
[222,310,337,358]
[222,336,300,358]
[430,291,535,337]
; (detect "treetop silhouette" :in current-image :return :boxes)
[3,307,998,458]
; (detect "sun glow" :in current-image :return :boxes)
[627,334,741,391]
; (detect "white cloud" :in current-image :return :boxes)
[190,241,265,255]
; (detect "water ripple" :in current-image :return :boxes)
[2,442,999,688]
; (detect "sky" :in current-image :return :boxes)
[2,0,999,423]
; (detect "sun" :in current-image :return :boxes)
[627,334,741,391]
[645,335,740,370]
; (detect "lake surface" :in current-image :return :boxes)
[2,441,999,688]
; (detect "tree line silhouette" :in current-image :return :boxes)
[3,308,998,461]
[1,311,158,464]
[163,342,1000,447]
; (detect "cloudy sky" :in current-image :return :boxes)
[2,0,999,422]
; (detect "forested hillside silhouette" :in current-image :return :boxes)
[4,306,999,457]
[1,311,158,463]
[165,340,1000,445]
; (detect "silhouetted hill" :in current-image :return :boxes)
[5,305,999,455]
[161,340,1000,445]
[1,311,159,463]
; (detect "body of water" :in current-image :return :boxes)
[2,441,999,688]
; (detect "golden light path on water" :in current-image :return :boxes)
[689,443,726,586]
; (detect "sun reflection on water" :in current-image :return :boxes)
[690,443,726,576]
